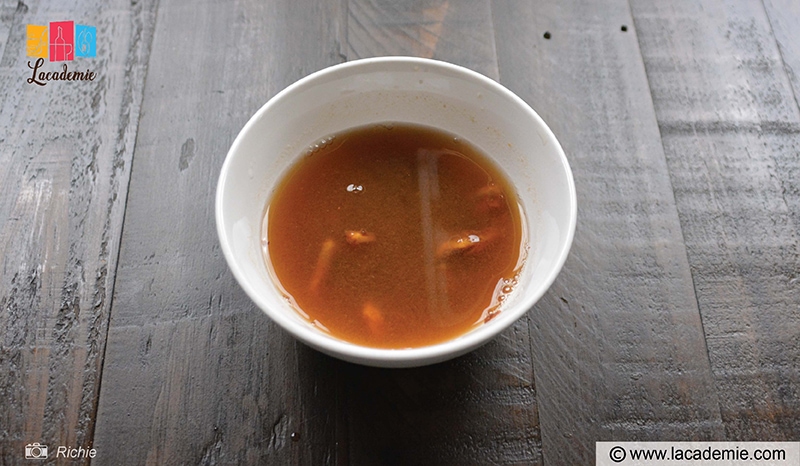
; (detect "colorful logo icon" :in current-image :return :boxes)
[26,25,48,58]
[75,25,96,57]
[49,21,73,61]
[26,21,96,61]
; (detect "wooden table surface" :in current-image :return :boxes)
[2,0,799,464]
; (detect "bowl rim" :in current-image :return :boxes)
[215,56,577,366]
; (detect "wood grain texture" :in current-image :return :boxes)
[329,328,541,466]
[347,0,498,79]
[0,0,19,59]
[0,0,157,464]
[339,1,542,464]
[630,0,800,439]
[763,0,800,113]
[492,0,725,463]
[92,0,347,464]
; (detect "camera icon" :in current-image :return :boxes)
[25,443,48,459]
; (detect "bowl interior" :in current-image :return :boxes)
[217,58,575,367]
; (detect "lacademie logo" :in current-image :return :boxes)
[25,21,97,86]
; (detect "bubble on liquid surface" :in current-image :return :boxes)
[346,183,364,193]
[305,136,335,155]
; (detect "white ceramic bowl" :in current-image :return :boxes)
[216,57,576,368]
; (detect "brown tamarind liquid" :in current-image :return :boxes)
[264,123,524,348]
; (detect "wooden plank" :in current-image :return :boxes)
[91,0,348,464]
[331,329,541,466]
[630,0,800,439]
[0,0,18,58]
[762,0,800,113]
[340,1,543,464]
[492,0,725,463]
[0,0,157,463]
[347,0,499,78]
